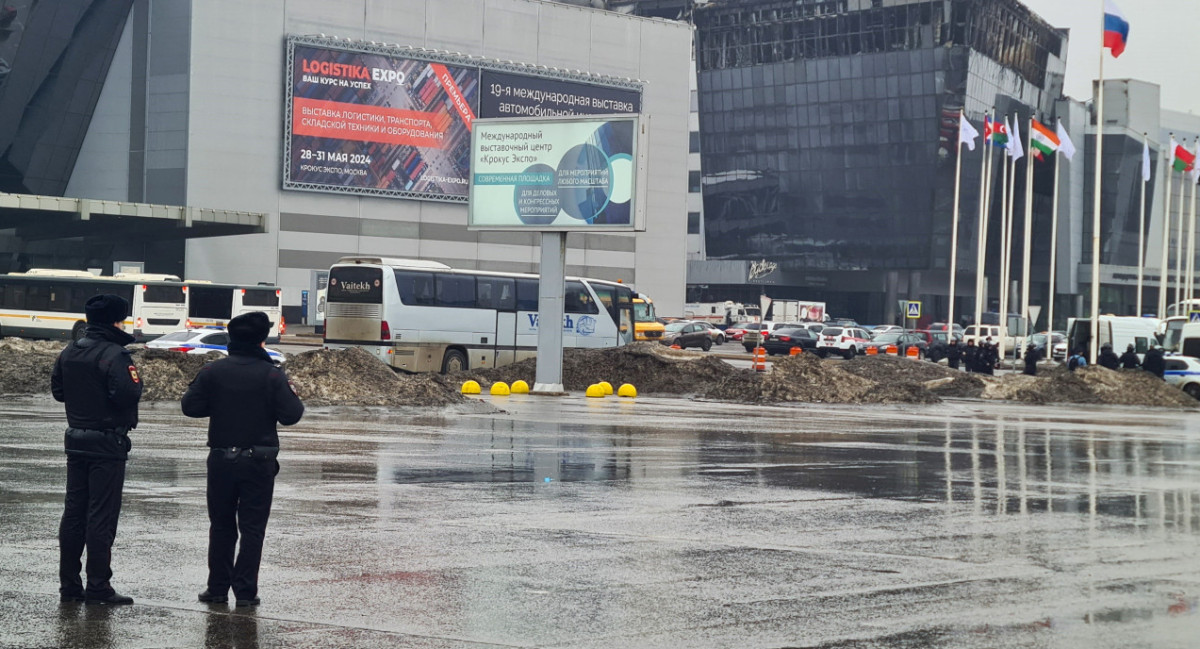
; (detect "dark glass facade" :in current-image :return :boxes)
[693,0,1067,320]
[0,0,132,196]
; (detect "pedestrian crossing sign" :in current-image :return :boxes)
[906,301,921,319]
[1190,310,1200,323]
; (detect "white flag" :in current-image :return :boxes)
[1056,121,1076,160]
[959,113,979,151]
[1191,141,1200,184]
[1008,116,1024,161]
[1142,139,1152,182]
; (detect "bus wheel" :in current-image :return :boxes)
[71,322,87,342]
[441,349,468,374]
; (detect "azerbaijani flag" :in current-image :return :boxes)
[1173,142,1196,173]
[985,117,1008,148]
[1030,120,1060,160]
[1103,0,1129,58]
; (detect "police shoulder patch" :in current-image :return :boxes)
[128,365,140,384]
[287,380,298,395]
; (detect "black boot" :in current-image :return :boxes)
[85,592,133,605]
[198,589,228,603]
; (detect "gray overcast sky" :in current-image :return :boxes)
[1023,0,1200,112]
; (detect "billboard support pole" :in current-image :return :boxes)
[533,232,567,394]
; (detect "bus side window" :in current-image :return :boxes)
[565,281,598,315]
[395,271,435,306]
[25,284,50,310]
[590,284,618,323]
[48,285,70,312]
[516,279,538,311]
[6,284,24,308]
[477,277,515,310]
[436,274,476,308]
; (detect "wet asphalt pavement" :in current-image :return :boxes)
[1,394,1198,648]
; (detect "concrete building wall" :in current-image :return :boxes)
[177,0,692,313]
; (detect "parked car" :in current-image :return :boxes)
[1027,331,1068,360]
[146,328,286,363]
[724,321,758,342]
[693,321,726,345]
[1163,356,1200,400]
[870,325,904,336]
[800,322,826,336]
[815,326,873,359]
[832,318,860,328]
[660,321,713,351]
[962,324,1018,350]
[866,332,929,358]
[742,321,795,351]
[761,326,819,356]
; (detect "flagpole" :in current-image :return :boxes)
[1021,115,1035,337]
[1187,148,1197,304]
[1176,155,1186,309]
[1137,132,1147,317]
[1001,117,1018,360]
[1048,133,1062,335]
[948,108,967,334]
[998,117,1011,358]
[1089,27,1104,364]
[975,109,995,335]
[1160,138,1174,317]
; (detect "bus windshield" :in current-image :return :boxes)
[633,301,655,322]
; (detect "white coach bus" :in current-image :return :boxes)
[0,269,187,341]
[323,257,636,373]
[185,281,284,342]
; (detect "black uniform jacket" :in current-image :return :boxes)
[51,324,142,460]
[181,347,304,449]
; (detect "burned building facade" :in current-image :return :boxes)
[690,0,1068,323]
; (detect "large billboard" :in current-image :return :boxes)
[283,38,643,203]
[285,43,478,201]
[468,116,645,232]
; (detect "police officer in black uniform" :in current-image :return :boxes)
[51,295,142,605]
[182,312,304,606]
[1097,344,1121,370]
[963,339,978,373]
[1023,342,1042,376]
[1119,344,1141,369]
[946,339,962,370]
[1142,344,1166,379]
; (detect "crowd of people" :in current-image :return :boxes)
[936,337,1170,380]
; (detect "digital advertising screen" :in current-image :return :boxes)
[468,116,645,232]
[285,43,479,200]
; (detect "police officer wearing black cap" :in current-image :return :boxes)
[182,312,304,607]
[51,294,142,605]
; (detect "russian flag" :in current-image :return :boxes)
[1103,0,1129,58]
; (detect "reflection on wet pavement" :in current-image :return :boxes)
[0,395,1197,648]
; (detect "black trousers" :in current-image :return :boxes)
[206,451,277,600]
[59,456,126,596]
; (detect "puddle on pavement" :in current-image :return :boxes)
[374,407,1200,533]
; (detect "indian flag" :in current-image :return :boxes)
[1030,120,1059,160]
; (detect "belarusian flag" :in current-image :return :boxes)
[1030,120,1060,160]
[985,117,1008,148]
[1173,142,1196,172]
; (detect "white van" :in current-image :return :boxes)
[1067,316,1158,357]
[1179,322,1200,358]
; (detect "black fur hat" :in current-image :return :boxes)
[228,311,272,345]
[85,294,129,325]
